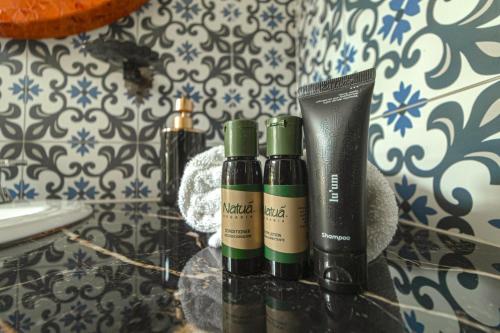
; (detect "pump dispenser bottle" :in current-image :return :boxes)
[221,119,263,275]
[161,97,206,206]
[264,115,308,280]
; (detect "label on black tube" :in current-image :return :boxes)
[263,185,307,263]
[221,184,263,259]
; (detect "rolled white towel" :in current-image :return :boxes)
[178,146,224,234]
[178,145,398,262]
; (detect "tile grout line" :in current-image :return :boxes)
[20,40,29,199]
[134,11,140,297]
[370,75,500,121]
[399,220,500,249]
[135,9,141,198]
[361,292,495,333]
[1,140,162,145]
[230,0,235,121]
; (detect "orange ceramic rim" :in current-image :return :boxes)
[0,0,148,39]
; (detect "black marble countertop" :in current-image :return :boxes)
[0,203,498,332]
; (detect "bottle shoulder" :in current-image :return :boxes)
[264,158,306,185]
[222,158,262,185]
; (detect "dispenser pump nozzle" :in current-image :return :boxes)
[173,96,193,129]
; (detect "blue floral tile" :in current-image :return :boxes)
[384,82,426,137]
[297,0,345,86]
[223,89,243,109]
[138,0,232,145]
[9,76,43,104]
[67,77,102,108]
[64,177,100,200]
[71,32,91,56]
[335,43,357,76]
[122,202,153,223]
[6,310,35,333]
[25,16,138,143]
[174,0,201,22]
[395,175,437,225]
[68,128,98,157]
[176,41,199,64]
[263,87,287,113]
[403,306,425,331]
[123,179,152,199]
[222,2,241,22]
[175,83,203,104]
[8,181,39,200]
[378,0,422,45]
[60,301,97,332]
[232,0,297,134]
[22,142,136,200]
[260,4,286,30]
[64,249,97,280]
[264,48,284,69]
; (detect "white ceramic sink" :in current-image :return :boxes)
[0,200,93,244]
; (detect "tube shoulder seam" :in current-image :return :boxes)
[297,68,376,98]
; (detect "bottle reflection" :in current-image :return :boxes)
[321,292,359,332]
[180,250,403,332]
[159,207,176,288]
[223,273,266,333]
[265,280,306,333]
[319,255,404,332]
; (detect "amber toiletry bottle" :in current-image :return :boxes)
[160,97,206,206]
[221,119,263,275]
[264,115,308,280]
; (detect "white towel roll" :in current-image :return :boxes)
[178,145,398,262]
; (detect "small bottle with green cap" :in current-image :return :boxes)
[264,115,308,280]
[221,119,263,275]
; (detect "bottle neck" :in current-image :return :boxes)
[226,156,257,161]
[173,111,193,129]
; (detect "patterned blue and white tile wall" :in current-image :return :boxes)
[0,0,296,202]
[297,0,499,244]
[0,0,498,245]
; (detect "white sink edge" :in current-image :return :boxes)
[0,200,93,244]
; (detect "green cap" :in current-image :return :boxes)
[224,119,258,157]
[266,115,303,156]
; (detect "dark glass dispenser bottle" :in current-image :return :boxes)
[264,115,308,280]
[160,97,206,206]
[221,119,263,275]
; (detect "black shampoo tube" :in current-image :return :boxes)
[298,69,375,293]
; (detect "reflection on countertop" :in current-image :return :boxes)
[0,202,498,332]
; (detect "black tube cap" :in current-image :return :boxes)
[314,248,367,293]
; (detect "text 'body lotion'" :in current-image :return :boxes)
[264,115,308,280]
